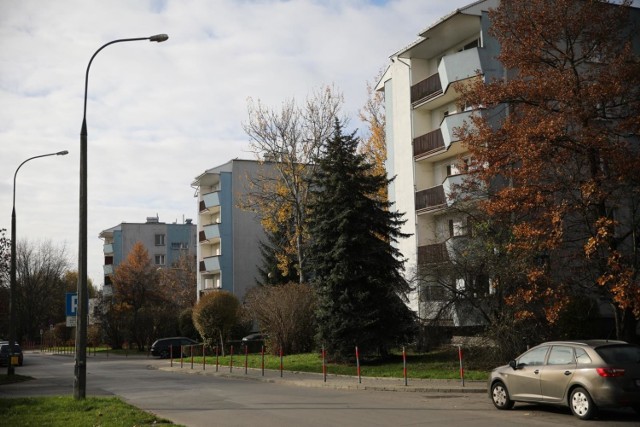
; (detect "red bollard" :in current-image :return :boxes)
[170,345,173,367]
[322,345,327,383]
[280,347,283,378]
[356,346,361,384]
[403,346,408,386]
[230,345,234,373]
[244,345,248,375]
[261,345,265,376]
[190,345,194,369]
[202,344,206,370]
[458,345,465,387]
[216,346,219,372]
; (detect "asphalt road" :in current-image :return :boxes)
[2,352,639,427]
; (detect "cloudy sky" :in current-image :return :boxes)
[1,0,472,287]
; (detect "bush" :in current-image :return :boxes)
[192,291,241,354]
[245,283,316,354]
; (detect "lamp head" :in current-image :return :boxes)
[57,150,69,156]
[149,34,169,42]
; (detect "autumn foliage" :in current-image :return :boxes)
[457,0,640,339]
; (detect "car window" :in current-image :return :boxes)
[518,346,549,366]
[575,348,592,364]
[547,346,575,365]
[596,345,640,364]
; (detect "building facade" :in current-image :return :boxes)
[378,0,502,324]
[192,159,270,301]
[99,215,197,295]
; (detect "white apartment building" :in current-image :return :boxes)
[378,0,503,324]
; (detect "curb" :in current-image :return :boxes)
[156,365,487,394]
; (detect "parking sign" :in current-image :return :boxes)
[66,292,78,316]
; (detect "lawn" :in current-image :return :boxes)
[178,346,492,381]
[0,396,181,426]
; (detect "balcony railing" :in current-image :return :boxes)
[413,128,445,158]
[199,223,221,242]
[103,243,113,255]
[103,264,114,275]
[199,255,220,272]
[417,243,449,265]
[199,191,220,212]
[411,73,442,105]
[415,186,446,211]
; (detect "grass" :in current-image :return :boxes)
[0,396,181,426]
[178,347,491,381]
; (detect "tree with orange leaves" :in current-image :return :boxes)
[359,71,387,202]
[457,0,640,340]
[110,242,167,350]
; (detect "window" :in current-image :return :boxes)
[155,234,165,246]
[518,346,549,366]
[449,219,465,237]
[575,348,592,365]
[547,346,575,365]
[154,255,165,265]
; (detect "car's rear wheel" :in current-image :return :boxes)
[570,387,596,420]
[159,349,169,359]
[491,381,514,410]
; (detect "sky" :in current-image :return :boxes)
[0,0,473,287]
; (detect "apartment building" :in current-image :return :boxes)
[99,215,197,295]
[378,0,502,325]
[192,159,271,301]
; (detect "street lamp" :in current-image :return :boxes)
[8,150,69,376]
[76,34,168,400]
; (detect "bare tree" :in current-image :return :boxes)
[242,84,344,283]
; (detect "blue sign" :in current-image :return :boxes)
[66,292,78,316]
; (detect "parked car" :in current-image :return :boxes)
[489,340,640,420]
[0,342,23,367]
[150,337,198,359]
[241,333,267,353]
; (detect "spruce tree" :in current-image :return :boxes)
[308,120,415,361]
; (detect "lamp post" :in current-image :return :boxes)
[76,34,168,400]
[8,150,69,376]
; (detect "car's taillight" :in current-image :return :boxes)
[596,367,625,377]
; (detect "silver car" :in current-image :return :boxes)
[489,340,640,420]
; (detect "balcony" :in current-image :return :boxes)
[199,255,220,272]
[103,243,113,255]
[103,264,114,275]
[438,47,482,92]
[199,223,221,242]
[417,243,449,265]
[415,186,446,211]
[411,73,442,105]
[199,191,220,212]
[413,129,444,158]
[411,48,483,107]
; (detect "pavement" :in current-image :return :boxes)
[156,359,488,394]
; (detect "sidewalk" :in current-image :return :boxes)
[157,362,487,394]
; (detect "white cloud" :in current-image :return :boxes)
[0,0,472,286]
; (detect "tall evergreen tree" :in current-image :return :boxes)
[308,120,415,361]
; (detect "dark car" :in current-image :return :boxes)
[489,340,640,420]
[150,337,197,359]
[0,342,24,367]
[242,333,267,353]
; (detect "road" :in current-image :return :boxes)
[1,352,638,427]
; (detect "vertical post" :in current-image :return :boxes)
[180,345,183,369]
[458,345,465,387]
[261,345,265,376]
[280,347,283,378]
[215,346,219,372]
[190,345,194,369]
[244,345,248,375]
[322,345,326,383]
[356,346,361,384]
[170,345,173,367]
[403,346,408,386]
[202,344,206,371]
[230,345,234,373]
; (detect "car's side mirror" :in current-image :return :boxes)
[509,360,518,370]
